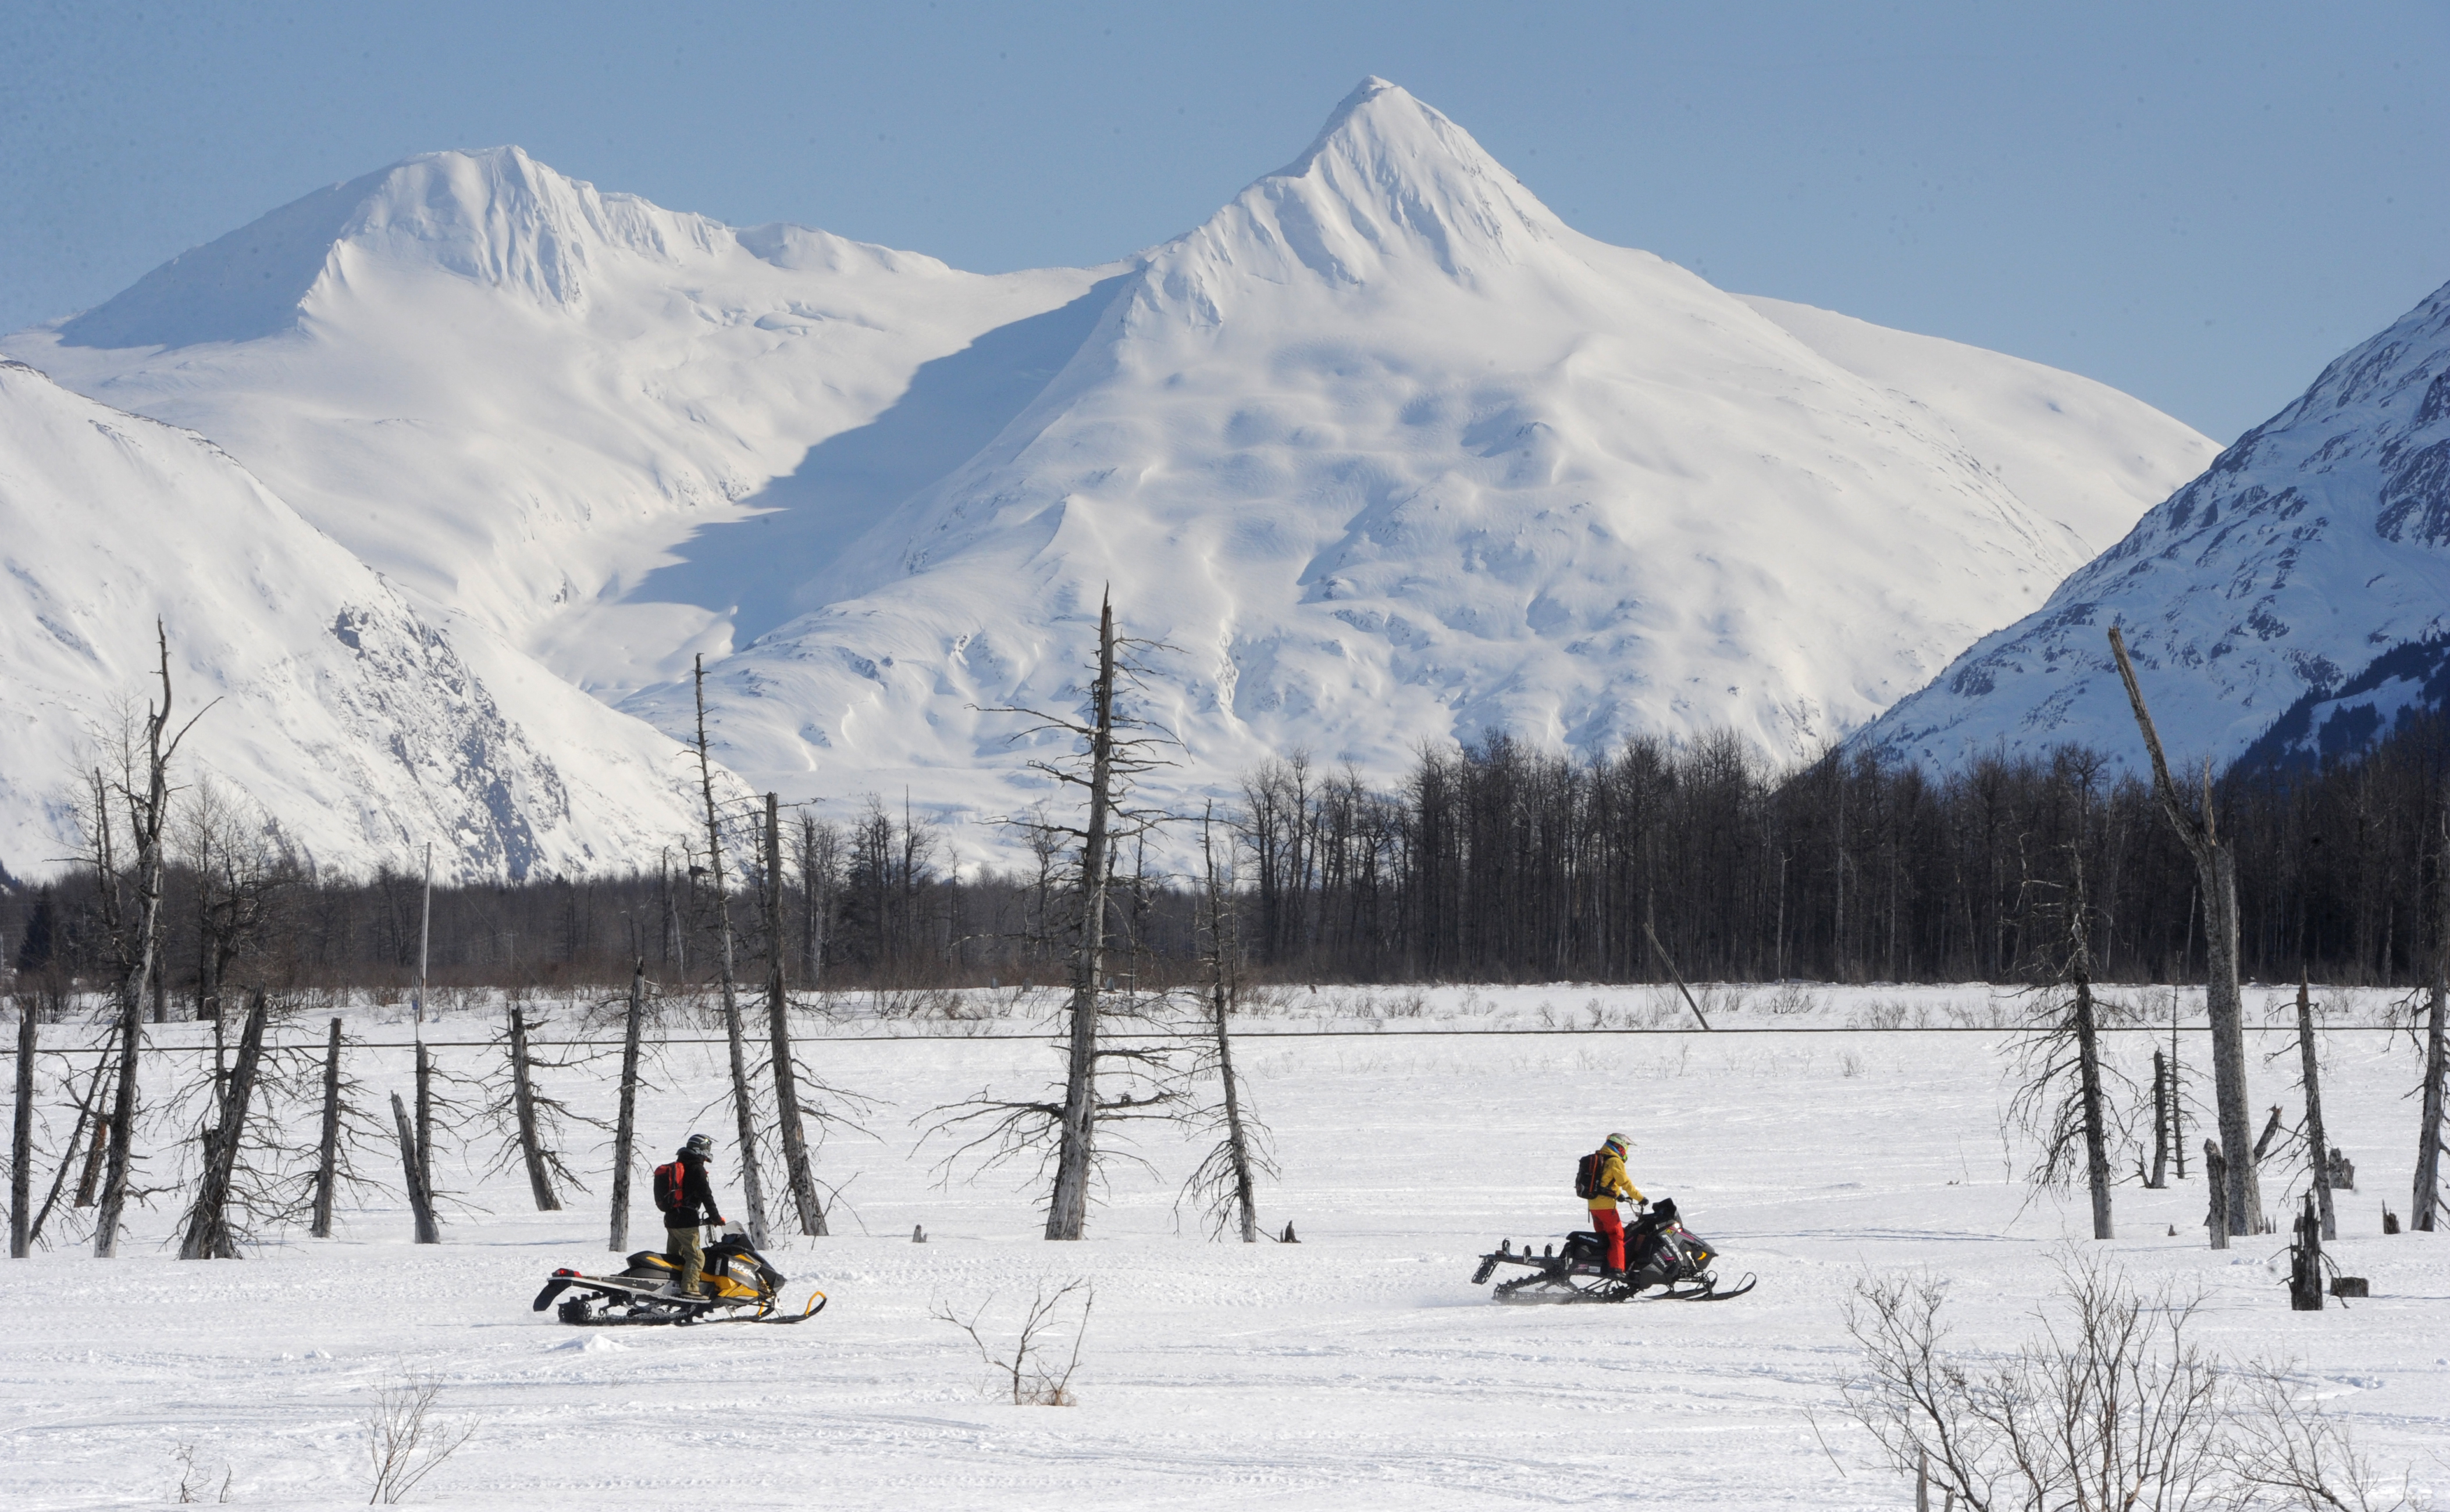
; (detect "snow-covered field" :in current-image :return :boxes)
[5,982,2445,1509]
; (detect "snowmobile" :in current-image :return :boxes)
[1469,1197,1755,1303]
[532,1224,828,1326]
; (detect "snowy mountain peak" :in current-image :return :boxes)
[1184,77,1559,295]
[58,147,727,349]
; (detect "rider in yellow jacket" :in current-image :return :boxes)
[1585,1133,1644,1275]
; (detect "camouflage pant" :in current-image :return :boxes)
[664,1225,705,1296]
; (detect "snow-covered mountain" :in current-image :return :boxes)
[1851,278,2450,775]
[6,79,2220,858]
[10,146,1110,695]
[0,361,718,881]
[619,79,2217,823]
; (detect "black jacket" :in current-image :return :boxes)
[664,1152,725,1229]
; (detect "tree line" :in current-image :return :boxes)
[7,712,2449,1000]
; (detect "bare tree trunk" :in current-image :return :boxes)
[93,997,143,1257]
[2288,1193,2324,1311]
[2417,979,2448,1232]
[1046,597,1119,1242]
[1203,807,1260,1244]
[2074,972,2114,1240]
[610,959,644,1251]
[414,1042,434,1204]
[2294,978,2336,1241]
[2171,1001,2187,1181]
[2148,1049,2170,1189]
[391,1092,440,1244]
[765,793,826,1238]
[2417,814,2449,1232]
[97,625,200,1257]
[2109,627,2253,1234]
[2207,849,2259,1228]
[507,1006,561,1211]
[695,655,770,1248]
[179,987,267,1259]
[9,1004,30,1258]
[2205,1140,2230,1250]
[310,1017,341,1238]
[74,1081,111,1209]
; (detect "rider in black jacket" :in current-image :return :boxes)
[664,1134,728,1299]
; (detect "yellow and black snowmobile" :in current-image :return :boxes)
[533,1224,827,1326]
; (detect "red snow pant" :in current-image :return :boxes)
[1591,1207,1625,1273]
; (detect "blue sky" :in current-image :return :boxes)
[5,1,2443,443]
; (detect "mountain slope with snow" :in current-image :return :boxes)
[1851,278,2450,774]
[622,80,2216,824]
[0,361,717,880]
[8,147,1110,695]
[4,81,2221,853]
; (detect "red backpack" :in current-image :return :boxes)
[653,1161,685,1214]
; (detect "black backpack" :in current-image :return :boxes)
[1574,1147,1605,1200]
[653,1160,685,1214]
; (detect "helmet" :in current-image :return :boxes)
[682,1133,714,1160]
[1605,1132,1631,1151]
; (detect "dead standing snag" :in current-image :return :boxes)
[931,591,1181,1240]
[2106,625,2256,1236]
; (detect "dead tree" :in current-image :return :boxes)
[390,1091,440,1244]
[414,1041,436,1208]
[9,1002,31,1258]
[302,1018,391,1239]
[2108,626,2255,1235]
[693,654,771,1248]
[610,960,646,1252]
[2146,1049,2170,1189]
[2169,996,2188,1180]
[507,1006,560,1210]
[2415,810,2449,1232]
[927,593,1177,1238]
[1181,804,1272,1242]
[311,1018,343,1238]
[1046,599,1121,1239]
[2288,1193,2326,1312]
[2292,977,2337,1242]
[2205,1140,2230,1250]
[2011,848,2120,1239]
[763,793,827,1238]
[178,987,270,1259]
[95,624,214,1256]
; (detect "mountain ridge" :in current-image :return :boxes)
[1850,277,2450,775]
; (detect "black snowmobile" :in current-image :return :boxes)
[1470,1197,1755,1303]
[533,1224,828,1326]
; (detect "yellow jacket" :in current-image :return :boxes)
[1587,1147,1644,1211]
